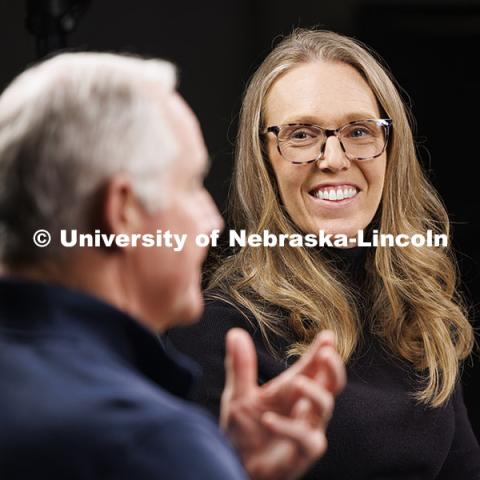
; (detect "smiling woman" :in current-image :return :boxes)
[168,29,480,478]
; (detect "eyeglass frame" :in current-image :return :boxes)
[261,118,393,164]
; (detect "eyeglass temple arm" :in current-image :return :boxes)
[262,126,279,135]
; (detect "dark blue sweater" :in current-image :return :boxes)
[0,278,247,480]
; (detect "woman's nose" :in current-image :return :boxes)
[316,136,350,171]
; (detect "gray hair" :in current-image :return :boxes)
[0,52,178,267]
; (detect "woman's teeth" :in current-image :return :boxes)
[312,186,358,201]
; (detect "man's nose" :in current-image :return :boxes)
[205,192,224,233]
[316,136,350,172]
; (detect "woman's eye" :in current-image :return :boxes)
[293,131,308,139]
[349,127,373,138]
[352,128,367,137]
[290,130,314,140]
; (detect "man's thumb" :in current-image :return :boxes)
[224,328,258,399]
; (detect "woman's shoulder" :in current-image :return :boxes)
[167,292,258,345]
[203,291,293,358]
[201,293,258,333]
[194,292,266,337]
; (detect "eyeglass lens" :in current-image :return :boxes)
[277,120,388,163]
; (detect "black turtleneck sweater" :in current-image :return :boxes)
[167,247,480,479]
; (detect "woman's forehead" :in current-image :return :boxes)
[264,61,380,126]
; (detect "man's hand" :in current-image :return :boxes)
[220,328,346,480]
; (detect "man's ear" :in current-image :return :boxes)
[102,173,145,236]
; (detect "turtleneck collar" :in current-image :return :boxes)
[319,245,373,290]
[320,245,369,268]
[321,245,366,261]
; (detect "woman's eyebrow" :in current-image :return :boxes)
[279,111,379,126]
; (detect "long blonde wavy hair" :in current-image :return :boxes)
[207,29,474,407]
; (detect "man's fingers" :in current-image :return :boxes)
[287,330,346,395]
[261,330,346,405]
[290,377,335,426]
[224,328,258,399]
[270,330,346,395]
[287,330,337,379]
[261,412,328,458]
[314,346,346,394]
[291,397,311,420]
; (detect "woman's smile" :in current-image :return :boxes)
[306,182,361,209]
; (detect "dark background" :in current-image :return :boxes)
[1,0,479,439]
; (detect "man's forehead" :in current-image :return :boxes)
[167,92,201,132]
[148,89,208,170]
[167,92,207,152]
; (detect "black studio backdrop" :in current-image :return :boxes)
[1,0,479,440]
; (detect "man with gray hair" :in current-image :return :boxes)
[0,53,345,479]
